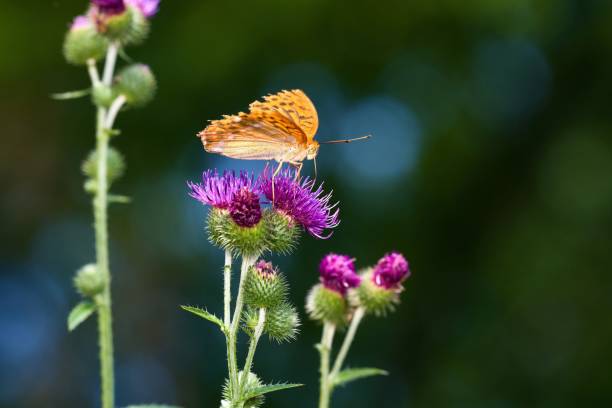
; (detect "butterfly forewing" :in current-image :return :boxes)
[249,89,319,141]
[200,110,307,161]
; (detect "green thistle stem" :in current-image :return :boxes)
[223,250,239,399]
[240,308,266,395]
[318,321,336,408]
[329,306,365,379]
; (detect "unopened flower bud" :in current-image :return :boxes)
[63,15,108,65]
[115,64,157,107]
[243,302,300,343]
[305,284,348,325]
[74,263,105,297]
[82,147,126,185]
[244,260,288,309]
[352,252,411,316]
[92,84,115,107]
[222,371,264,408]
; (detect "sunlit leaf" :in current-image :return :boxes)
[181,305,225,332]
[67,301,97,331]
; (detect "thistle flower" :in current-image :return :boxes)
[372,252,410,289]
[188,170,260,209]
[353,251,411,316]
[229,188,262,228]
[319,253,361,295]
[126,0,160,18]
[71,15,92,30]
[261,167,339,239]
[92,0,126,15]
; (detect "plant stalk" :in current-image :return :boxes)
[240,308,266,394]
[318,321,336,408]
[330,307,365,379]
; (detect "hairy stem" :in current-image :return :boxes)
[240,308,266,394]
[228,255,256,402]
[223,250,238,399]
[104,94,127,130]
[318,322,336,408]
[102,41,119,86]
[330,307,365,379]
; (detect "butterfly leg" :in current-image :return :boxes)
[288,161,303,180]
[272,160,284,203]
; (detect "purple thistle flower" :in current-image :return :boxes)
[91,0,126,15]
[319,253,361,295]
[261,167,339,239]
[70,15,92,30]
[229,188,262,228]
[188,169,260,210]
[372,252,410,289]
[254,260,277,279]
[126,0,160,18]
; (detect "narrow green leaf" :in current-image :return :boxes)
[181,305,225,332]
[333,367,388,387]
[67,301,97,331]
[123,405,182,408]
[243,383,303,399]
[51,88,91,100]
[108,194,132,204]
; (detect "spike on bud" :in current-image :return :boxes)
[244,260,288,309]
[63,15,108,65]
[305,284,348,326]
[115,63,157,107]
[73,263,105,297]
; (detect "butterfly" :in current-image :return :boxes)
[198,89,369,180]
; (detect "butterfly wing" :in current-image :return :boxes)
[199,110,307,161]
[249,89,319,141]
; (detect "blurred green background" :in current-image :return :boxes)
[2,0,612,407]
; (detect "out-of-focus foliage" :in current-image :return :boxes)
[1,0,612,407]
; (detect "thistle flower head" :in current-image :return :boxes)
[372,252,410,289]
[188,169,260,210]
[92,0,126,15]
[229,187,262,228]
[126,0,160,18]
[71,15,92,30]
[261,167,339,239]
[319,253,361,295]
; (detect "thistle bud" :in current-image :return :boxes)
[81,147,126,185]
[244,260,288,309]
[264,210,300,254]
[91,0,133,41]
[92,84,115,107]
[63,15,108,65]
[352,252,410,316]
[305,284,348,325]
[73,263,105,297]
[121,0,160,45]
[243,302,300,343]
[115,64,157,107]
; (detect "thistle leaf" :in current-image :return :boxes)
[243,383,303,400]
[51,88,91,100]
[67,301,97,331]
[333,367,388,387]
[181,305,226,333]
[108,194,132,204]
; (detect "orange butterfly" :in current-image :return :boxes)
[198,89,369,179]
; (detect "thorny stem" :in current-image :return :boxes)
[91,43,120,408]
[330,307,366,379]
[318,322,336,408]
[240,308,266,395]
[228,255,256,403]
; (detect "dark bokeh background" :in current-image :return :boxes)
[2,0,612,407]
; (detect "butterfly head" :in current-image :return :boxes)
[307,141,320,160]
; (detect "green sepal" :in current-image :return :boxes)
[264,210,300,254]
[73,263,105,297]
[333,367,388,387]
[63,25,108,65]
[115,64,157,108]
[351,269,400,316]
[51,88,91,100]
[305,284,348,326]
[243,265,288,309]
[81,147,126,186]
[68,300,97,331]
[180,305,226,333]
[243,382,303,400]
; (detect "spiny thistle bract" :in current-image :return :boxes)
[305,284,349,326]
[222,371,265,408]
[207,208,269,257]
[243,302,300,343]
[244,261,288,309]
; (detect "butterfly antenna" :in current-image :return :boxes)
[320,135,372,144]
[314,156,318,180]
